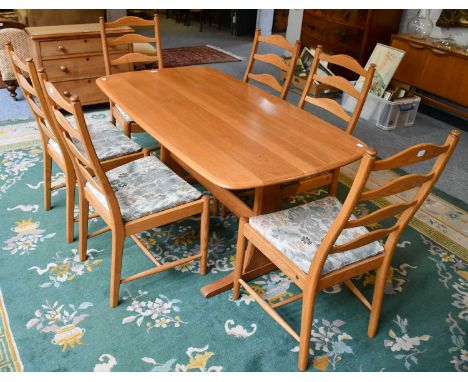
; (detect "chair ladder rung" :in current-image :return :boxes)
[238,279,300,342]
[344,280,371,310]
[73,212,100,222]
[87,225,111,239]
[130,234,162,267]
[270,293,303,309]
[120,253,202,284]
[51,182,66,191]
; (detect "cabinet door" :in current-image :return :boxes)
[391,38,429,87]
[422,50,468,107]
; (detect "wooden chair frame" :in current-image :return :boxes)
[100,14,164,137]
[213,30,300,216]
[6,43,150,243]
[42,79,210,308]
[232,130,460,371]
[282,46,376,201]
[243,28,300,99]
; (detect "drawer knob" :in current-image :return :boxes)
[57,45,65,51]
[59,65,68,72]
[63,91,71,97]
[337,31,347,40]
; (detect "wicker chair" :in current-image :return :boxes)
[0,24,29,99]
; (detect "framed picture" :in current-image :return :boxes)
[300,47,314,72]
[299,47,334,77]
[355,43,405,97]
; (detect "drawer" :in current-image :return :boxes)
[40,37,129,57]
[300,16,364,53]
[42,54,130,81]
[304,10,368,28]
[53,78,107,105]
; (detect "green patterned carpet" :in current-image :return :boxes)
[0,131,467,372]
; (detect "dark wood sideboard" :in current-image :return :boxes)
[300,10,402,77]
[391,34,468,118]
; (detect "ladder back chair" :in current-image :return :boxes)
[6,43,144,243]
[212,31,300,216]
[283,45,376,200]
[243,28,300,99]
[100,14,164,137]
[4,42,76,241]
[233,130,460,371]
[42,79,210,308]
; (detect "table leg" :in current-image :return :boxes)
[160,146,186,178]
[200,184,282,298]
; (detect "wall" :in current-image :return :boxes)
[399,9,468,47]
[285,9,304,44]
[256,9,274,36]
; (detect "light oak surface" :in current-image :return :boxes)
[97,67,367,190]
[233,131,460,371]
[97,66,368,298]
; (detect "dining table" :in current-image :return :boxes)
[96,66,367,297]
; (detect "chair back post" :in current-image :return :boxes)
[280,39,301,99]
[305,149,377,290]
[298,45,323,109]
[154,14,164,68]
[242,28,260,83]
[99,16,112,76]
[99,16,115,114]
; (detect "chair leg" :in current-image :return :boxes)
[78,186,89,261]
[199,195,210,275]
[328,168,340,196]
[368,266,388,338]
[212,197,219,216]
[122,121,131,137]
[232,217,248,300]
[43,153,52,211]
[110,229,125,308]
[298,290,317,371]
[220,204,227,217]
[65,171,76,244]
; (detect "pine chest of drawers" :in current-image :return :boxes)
[26,23,132,105]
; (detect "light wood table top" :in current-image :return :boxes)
[97,67,367,190]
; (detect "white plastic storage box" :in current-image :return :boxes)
[342,89,421,131]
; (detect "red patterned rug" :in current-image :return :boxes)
[161,45,243,68]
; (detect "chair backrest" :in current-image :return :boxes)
[4,43,71,165]
[298,45,375,135]
[41,78,122,223]
[99,14,164,76]
[308,130,460,280]
[243,28,300,99]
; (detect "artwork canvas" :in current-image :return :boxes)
[355,43,405,97]
[298,47,334,77]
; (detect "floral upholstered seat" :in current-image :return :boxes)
[86,156,202,222]
[249,196,384,274]
[48,121,141,161]
[115,104,133,122]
